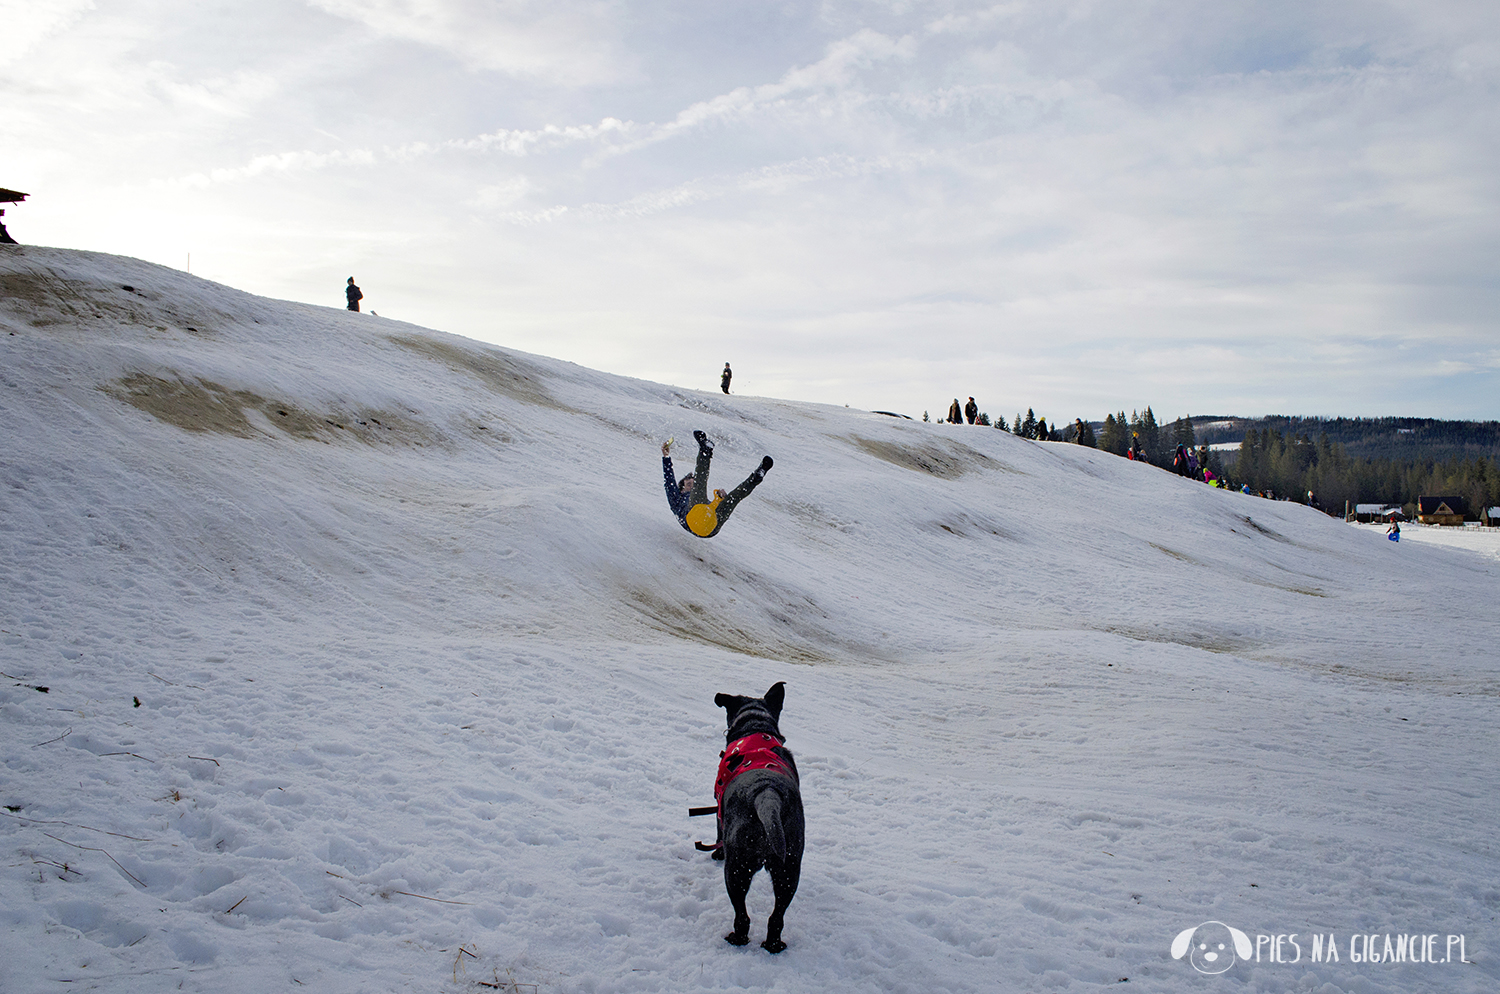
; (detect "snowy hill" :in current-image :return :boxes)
[1,246,1496,993]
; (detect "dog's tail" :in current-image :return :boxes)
[754,791,787,862]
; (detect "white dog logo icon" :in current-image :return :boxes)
[1171,921,1253,974]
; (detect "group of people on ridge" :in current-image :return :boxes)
[946,398,979,424]
[1168,441,1223,485]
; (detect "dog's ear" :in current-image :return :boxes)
[715,693,748,721]
[1170,926,1196,960]
[764,682,786,719]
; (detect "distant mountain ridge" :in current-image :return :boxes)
[1188,415,1500,464]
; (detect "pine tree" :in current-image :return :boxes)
[1100,414,1126,455]
[1021,409,1038,439]
[1172,417,1196,450]
[1140,407,1161,464]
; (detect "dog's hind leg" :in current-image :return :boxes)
[760,786,804,954]
[722,853,755,946]
[760,855,800,954]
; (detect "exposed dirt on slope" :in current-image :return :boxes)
[844,433,1019,479]
[389,334,574,413]
[0,267,224,337]
[104,372,436,446]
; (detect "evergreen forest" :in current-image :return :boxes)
[961,405,1500,519]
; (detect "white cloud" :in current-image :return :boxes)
[490,151,920,224]
[304,0,629,83]
[0,0,95,66]
[442,117,632,156]
[163,148,378,188]
[151,114,633,189]
[470,176,532,209]
[609,28,917,155]
[923,3,1021,37]
[142,62,281,117]
[495,205,570,225]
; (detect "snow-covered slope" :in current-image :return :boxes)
[2,246,1496,993]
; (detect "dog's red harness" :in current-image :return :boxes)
[715,733,795,818]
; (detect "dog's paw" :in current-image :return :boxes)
[724,931,750,946]
[761,937,787,954]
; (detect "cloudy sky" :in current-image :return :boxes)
[5,1,1498,422]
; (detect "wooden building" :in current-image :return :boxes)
[1482,507,1500,527]
[1349,503,1404,523]
[1415,495,1466,526]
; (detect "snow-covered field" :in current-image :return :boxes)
[2,246,1496,993]
[1360,522,1500,565]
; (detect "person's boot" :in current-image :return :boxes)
[694,430,713,455]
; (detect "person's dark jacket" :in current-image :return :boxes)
[964,398,978,424]
[663,456,692,531]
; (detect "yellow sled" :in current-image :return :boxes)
[685,492,725,537]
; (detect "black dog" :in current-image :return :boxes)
[713,682,804,953]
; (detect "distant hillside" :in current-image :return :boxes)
[1192,415,1500,464]
[1001,411,1496,513]
[1067,414,1500,465]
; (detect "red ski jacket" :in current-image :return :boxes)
[714,733,795,818]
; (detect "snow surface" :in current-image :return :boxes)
[1362,522,1500,566]
[1,246,1497,993]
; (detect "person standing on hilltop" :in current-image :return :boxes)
[964,397,978,425]
[346,277,363,312]
[947,399,962,424]
[721,363,732,394]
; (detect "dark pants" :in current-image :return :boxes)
[347,301,359,312]
[690,445,763,537]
